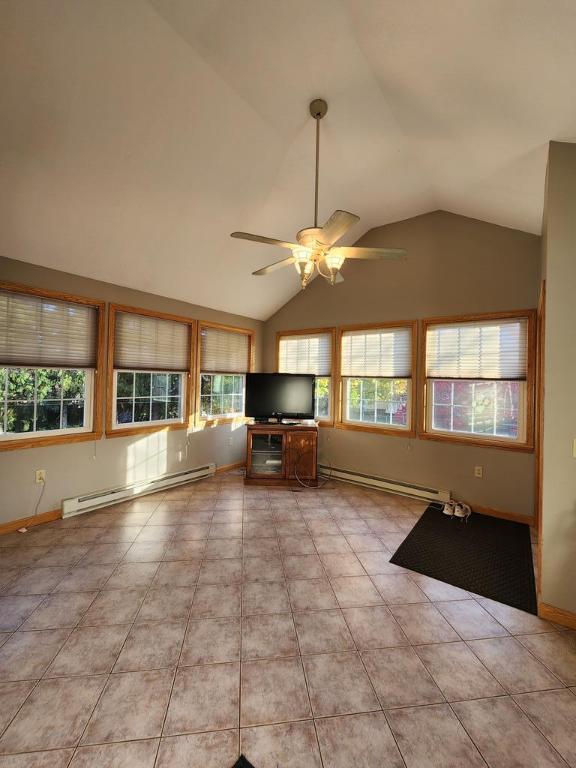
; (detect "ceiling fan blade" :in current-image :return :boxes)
[320,210,360,245]
[330,246,407,260]
[252,256,296,276]
[231,232,299,250]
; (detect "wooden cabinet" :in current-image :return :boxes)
[245,424,318,486]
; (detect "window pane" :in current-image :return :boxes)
[134,399,150,422]
[36,370,62,401]
[62,370,85,399]
[116,372,134,398]
[433,380,452,404]
[116,400,133,424]
[453,381,472,406]
[430,380,520,440]
[169,373,181,396]
[7,403,34,433]
[135,372,151,397]
[223,376,234,395]
[233,376,243,394]
[63,400,85,428]
[152,373,168,397]
[200,395,211,416]
[167,397,181,419]
[36,401,62,431]
[433,404,452,430]
[151,398,167,421]
[315,377,330,420]
[8,369,34,400]
[201,374,212,395]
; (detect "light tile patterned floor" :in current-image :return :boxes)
[1,471,575,767]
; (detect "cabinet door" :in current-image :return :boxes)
[248,430,285,478]
[287,431,317,480]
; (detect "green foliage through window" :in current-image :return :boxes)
[0,368,87,436]
[201,373,245,418]
[115,370,184,426]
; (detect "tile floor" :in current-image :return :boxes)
[1,472,576,767]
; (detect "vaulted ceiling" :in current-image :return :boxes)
[2,1,575,319]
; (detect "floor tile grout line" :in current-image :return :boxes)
[275,504,325,767]
[510,691,576,765]
[461,635,567,694]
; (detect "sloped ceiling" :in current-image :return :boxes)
[1,0,575,320]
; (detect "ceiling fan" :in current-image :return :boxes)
[231,98,407,289]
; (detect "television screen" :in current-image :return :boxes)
[245,373,315,420]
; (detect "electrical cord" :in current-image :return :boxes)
[33,479,46,518]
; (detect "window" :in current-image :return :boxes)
[277,330,334,422]
[0,284,103,448]
[339,324,414,433]
[114,371,184,426]
[199,324,252,421]
[1,368,92,438]
[423,313,534,447]
[108,306,194,433]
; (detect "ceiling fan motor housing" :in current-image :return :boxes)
[296,227,327,251]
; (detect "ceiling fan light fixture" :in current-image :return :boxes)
[324,251,345,272]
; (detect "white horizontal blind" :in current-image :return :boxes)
[426,318,529,380]
[278,332,332,376]
[201,327,250,373]
[114,311,190,371]
[340,326,412,378]
[0,288,98,368]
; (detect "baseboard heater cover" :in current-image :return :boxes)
[318,465,451,504]
[62,463,216,518]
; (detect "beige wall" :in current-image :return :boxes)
[540,142,576,614]
[0,256,264,524]
[263,211,541,517]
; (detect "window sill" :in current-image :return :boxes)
[335,421,414,438]
[196,415,249,429]
[105,422,189,439]
[0,430,103,452]
[418,429,534,452]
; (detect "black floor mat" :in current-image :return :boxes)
[390,503,537,614]
[232,757,255,768]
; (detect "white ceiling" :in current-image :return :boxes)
[1,0,575,320]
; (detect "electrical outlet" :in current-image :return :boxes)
[35,469,46,484]
[474,466,483,479]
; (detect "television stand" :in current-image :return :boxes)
[245,423,318,487]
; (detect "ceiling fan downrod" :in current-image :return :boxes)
[309,98,328,229]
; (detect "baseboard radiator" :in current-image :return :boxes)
[62,463,216,518]
[318,465,451,504]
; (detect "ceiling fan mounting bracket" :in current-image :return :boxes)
[309,98,328,120]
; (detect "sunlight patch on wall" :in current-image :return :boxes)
[126,430,168,486]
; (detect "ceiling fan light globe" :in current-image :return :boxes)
[324,252,345,271]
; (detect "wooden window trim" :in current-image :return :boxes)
[0,280,105,452]
[275,326,337,427]
[418,309,537,452]
[106,303,196,438]
[335,320,418,438]
[196,320,255,428]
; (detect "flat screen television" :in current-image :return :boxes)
[245,373,315,421]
